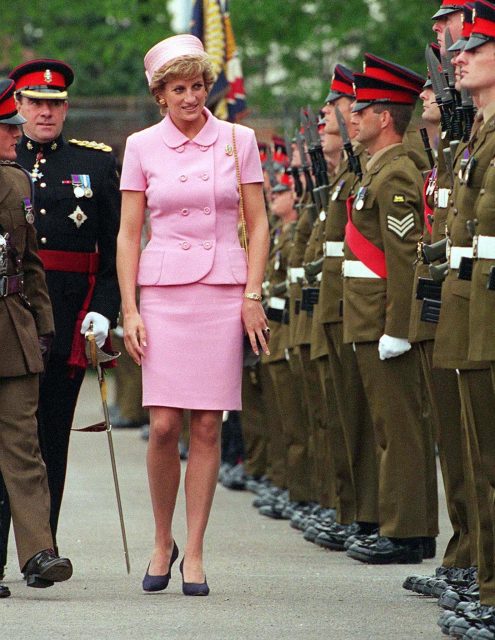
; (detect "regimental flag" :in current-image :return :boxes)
[190,0,247,122]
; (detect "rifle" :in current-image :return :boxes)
[284,128,303,198]
[265,146,278,189]
[443,29,463,142]
[335,105,362,180]
[295,128,319,223]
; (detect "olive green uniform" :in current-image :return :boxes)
[0,162,55,569]
[262,219,311,501]
[433,114,495,604]
[410,137,474,570]
[343,144,437,539]
[319,147,379,526]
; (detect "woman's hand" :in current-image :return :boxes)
[242,299,270,356]
[123,311,147,365]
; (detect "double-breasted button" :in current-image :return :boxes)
[40,182,46,188]
[180,241,191,250]
[181,208,189,216]
[201,173,209,181]
[203,207,211,215]
[203,241,212,250]
[40,237,47,244]
[180,175,187,182]
[176,146,185,153]
[40,208,47,215]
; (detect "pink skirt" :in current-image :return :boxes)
[139,283,244,410]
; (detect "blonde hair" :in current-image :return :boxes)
[150,54,215,114]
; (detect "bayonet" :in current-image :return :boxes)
[443,29,463,141]
[426,45,452,135]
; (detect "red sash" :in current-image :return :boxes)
[38,249,114,372]
[422,170,435,236]
[344,195,387,278]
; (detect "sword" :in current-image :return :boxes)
[78,328,131,574]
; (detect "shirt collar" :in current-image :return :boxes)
[20,133,65,155]
[160,107,219,149]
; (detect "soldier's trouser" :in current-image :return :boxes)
[241,364,268,478]
[296,344,335,506]
[354,342,437,538]
[268,358,312,502]
[262,364,287,489]
[458,368,495,606]
[324,322,378,524]
[111,334,148,425]
[0,374,52,570]
[315,352,353,523]
[420,341,474,568]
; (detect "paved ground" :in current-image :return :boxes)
[2,371,448,639]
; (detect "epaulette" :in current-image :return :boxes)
[69,139,112,152]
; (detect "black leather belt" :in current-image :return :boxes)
[0,273,24,297]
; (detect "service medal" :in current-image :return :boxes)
[22,198,35,224]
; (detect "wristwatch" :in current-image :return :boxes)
[244,292,262,302]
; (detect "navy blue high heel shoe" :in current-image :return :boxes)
[179,558,210,596]
[142,541,179,592]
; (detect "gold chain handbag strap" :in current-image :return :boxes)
[232,124,249,262]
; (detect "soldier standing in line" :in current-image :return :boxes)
[342,56,437,564]
[0,59,121,576]
[436,4,495,636]
[258,173,315,519]
[404,35,477,600]
[312,66,380,551]
[0,79,72,598]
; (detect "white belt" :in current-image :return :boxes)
[324,241,345,257]
[448,246,473,270]
[476,235,495,260]
[269,296,286,310]
[342,260,382,279]
[288,267,305,283]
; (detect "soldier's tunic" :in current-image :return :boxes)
[0,162,54,569]
[0,134,121,551]
[319,146,378,526]
[343,143,436,538]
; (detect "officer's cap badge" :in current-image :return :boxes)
[44,69,53,83]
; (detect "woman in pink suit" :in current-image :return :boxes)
[117,34,269,595]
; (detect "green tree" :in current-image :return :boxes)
[0,0,173,96]
[230,0,438,117]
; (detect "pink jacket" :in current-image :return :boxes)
[120,108,263,286]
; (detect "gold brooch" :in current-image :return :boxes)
[225,144,233,156]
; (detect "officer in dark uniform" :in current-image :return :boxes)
[0,59,121,569]
[0,78,72,598]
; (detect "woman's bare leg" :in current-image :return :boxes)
[147,406,182,575]
[182,409,222,582]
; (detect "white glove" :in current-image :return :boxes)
[81,312,110,348]
[378,334,412,361]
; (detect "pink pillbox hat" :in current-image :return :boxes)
[144,34,205,85]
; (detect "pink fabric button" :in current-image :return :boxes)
[201,173,209,181]
[203,241,212,250]
[176,146,185,153]
[181,241,191,250]
[181,208,189,216]
[180,175,187,182]
[203,207,211,215]
[199,145,208,152]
